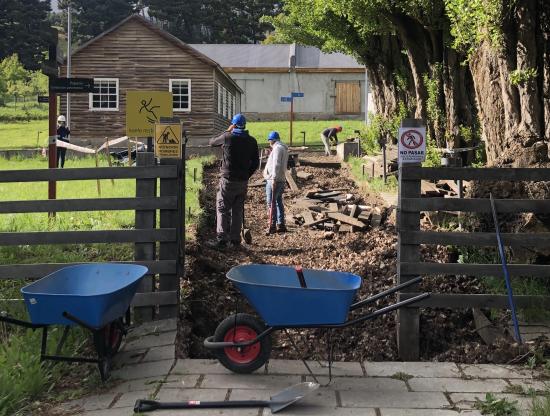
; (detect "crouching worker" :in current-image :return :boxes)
[209,114,259,249]
[320,125,342,156]
[264,131,289,235]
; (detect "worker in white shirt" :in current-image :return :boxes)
[263,131,289,235]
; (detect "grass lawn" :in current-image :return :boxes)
[247,119,366,147]
[0,119,49,149]
[0,154,210,416]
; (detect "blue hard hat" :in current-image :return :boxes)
[231,113,246,128]
[268,131,280,141]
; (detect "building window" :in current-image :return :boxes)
[222,86,228,119]
[217,83,223,115]
[169,79,191,111]
[89,78,118,111]
[231,94,235,118]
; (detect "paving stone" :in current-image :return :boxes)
[159,375,201,389]
[142,345,175,362]
[112,348,147,368]
[139,408,259,416]
[171,359,237,375]
[61,393,117,412]
[449,392,537,412]
[380,410,464,416]
[123,331,176,351]
[111,359,174,381]
[506,379,550,393]
[112,390,155,408]
[202,374,301,389]
[127,318,178,338]
[460,364,533,379]
[340,391,449,408]
[268,359,363,376]
[111,376,168,393]
[284,405,377,415]
[304,376,407,392]
[364,361,461,378]
[230,388,337,408]
[156,387,228,402]
[83,407,135,416]
[409,377,509,393]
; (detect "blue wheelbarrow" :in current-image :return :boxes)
[0,263,148,381]
[204,264,429,375]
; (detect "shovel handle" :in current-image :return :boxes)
[134,399,268,412]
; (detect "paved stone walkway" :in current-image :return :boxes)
[57,319,549,415]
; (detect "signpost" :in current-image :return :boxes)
[126,91,173,137]
[280,92,304,146]
[48,77,94,93]
[38,96,49,103]
[397,126,426,164]
[154,122,182,159]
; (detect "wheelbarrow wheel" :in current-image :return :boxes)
[213,313,271,374]
[103,318,124,356]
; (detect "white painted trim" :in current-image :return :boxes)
[89,78,119,111]
[169,78,191,112]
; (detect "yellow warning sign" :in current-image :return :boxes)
[155,123,182,158]
[126,91,173,137]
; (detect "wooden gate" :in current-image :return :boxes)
[398,165,550,360]
[335,82,361,114]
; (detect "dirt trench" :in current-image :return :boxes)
[176,153,533,363]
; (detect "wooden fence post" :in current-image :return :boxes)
[134,152,157,322]
[159,158,180,319]
[397,163,421,360]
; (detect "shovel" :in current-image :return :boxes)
[134,381,319,414]
[241,204,252,244]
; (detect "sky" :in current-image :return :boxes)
[51,0,59,12]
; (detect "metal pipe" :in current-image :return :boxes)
[350,276,422,311]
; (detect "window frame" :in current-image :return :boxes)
[88,78,119,111]
[169,78,192,112]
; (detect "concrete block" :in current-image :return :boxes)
[460,364,534,379]
[84,407,135,416]
[230,388,337,408]
[127,318,178,338]
[156,387,227,402]
[142,345,175,362]
[380,410,466,416]
[111,376,180,393]
[449,392,536,412]
[111,359,174,381]
[268,359,363,376]
[284,406,377,415]
[339,391,449,409]
[506,379,550,393]
[336,142,360,161]
[60,393,117,412]
[202,374,301,389]
[123,331,176,351]
[364,361,461,378]
[409,377,509,393]
[112,348,147,368]
[171,359,242,375]
[160,375,201,389]
[112,390,154,408]
[304,376,407,392]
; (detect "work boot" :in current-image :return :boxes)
[277,224,287,233]
[265,225,276,235]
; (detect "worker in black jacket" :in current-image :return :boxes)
[320,125,342,156]
[209,114,259,248]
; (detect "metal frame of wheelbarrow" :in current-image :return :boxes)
[204,276,428,350]
[0,309,129,381]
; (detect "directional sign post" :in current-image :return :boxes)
[280,92,304,146]
[48,77,94,93]
[38,96,49,104]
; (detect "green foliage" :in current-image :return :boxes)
[509,68,538,86]
[474,393,519,416]
[530,395,550,416]
[347,156,398,193]
[423,63,445,134]
[0,55,48,108]
[0,0,54,70]
[357,103,408,156]
[422,132,442,167]
[0,120,48,147]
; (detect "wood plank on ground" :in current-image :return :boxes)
[285,170,299,191]
[349,205,359,218]
[326,212,366,228]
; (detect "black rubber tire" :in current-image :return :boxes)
[213,313,272,374]
[103,318,124,356]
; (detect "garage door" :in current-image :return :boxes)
[335,82,361,114]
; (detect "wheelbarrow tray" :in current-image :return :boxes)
[227,264,361,326]
[21,264,148,328]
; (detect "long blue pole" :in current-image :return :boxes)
[489,193,522,343]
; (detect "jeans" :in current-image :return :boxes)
[320,133,331,155]
[57,147,67,168]
[216,177,248,242]
[266,180,285,226]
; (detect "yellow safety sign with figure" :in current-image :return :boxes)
[155,123,182,158]
[126,91,173,137]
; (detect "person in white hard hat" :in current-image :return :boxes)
[56,115,70,168]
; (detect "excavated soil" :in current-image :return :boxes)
[176,153,543,363]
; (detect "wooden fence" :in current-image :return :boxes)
[398,165,550,360]
[0,152,184,321]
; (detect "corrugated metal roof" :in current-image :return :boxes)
[189,44,363,69]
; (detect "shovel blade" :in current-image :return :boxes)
[269,382,319,413]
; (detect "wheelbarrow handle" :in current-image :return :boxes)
[134,399,268,412]
[0,312,45,329]
[350,276,422,311]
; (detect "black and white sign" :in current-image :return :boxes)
[37,95,49,103]
[49,77,94,93]
[398,127,426,164]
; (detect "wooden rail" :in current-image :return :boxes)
[397,165,550,360]
[0,154,183,322]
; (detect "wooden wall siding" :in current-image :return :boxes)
[212,70,241,134]
[60,18,227,146]
[335,81,361,114]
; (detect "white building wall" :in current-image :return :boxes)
[229,71,370,119]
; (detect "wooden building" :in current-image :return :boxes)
[60,15,242,147]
